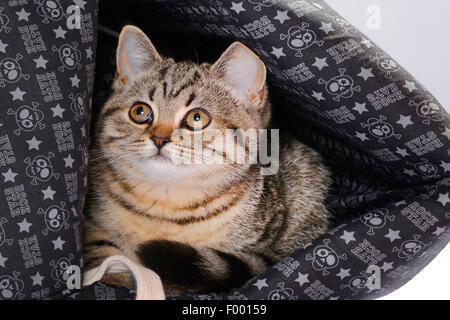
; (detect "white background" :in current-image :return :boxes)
[325,0,450,300]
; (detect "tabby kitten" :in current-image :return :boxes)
[83,25,332,293]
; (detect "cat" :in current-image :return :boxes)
[83,25,332,293]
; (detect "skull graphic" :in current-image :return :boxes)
[248,0,274,12]
[52,42,82,72]
[209,1,238,23]
[50,254,74,288]
[370,52,400,79]
[358,208,395,236]
[318,68,361,102]
[268,282,297,300]
[38,202,70,235]
[393,235,429,261]
[306,239,347,275]
[361,115,401,144]
[195,3,238,23]
[69,93,87,121]
[0,7,11,33]
[409,99,445,125]
[0,272,24,300]
[340,272,373,295]
[421,185,438,200]
[0,217,13,247]
[280,23,324,57]
[0,54,30,86]
[406,159,439,180]
[7,102,45,135]
[35,0,65,23]
[24,152,60,185]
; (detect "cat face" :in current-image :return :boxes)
[97,26,269,184]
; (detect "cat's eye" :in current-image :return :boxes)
[183,108,211,131]
[129,102,153,124]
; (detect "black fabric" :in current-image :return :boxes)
[0,0,448,300]
[0,0,100,299]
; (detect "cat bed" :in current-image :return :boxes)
[0,0,448,300]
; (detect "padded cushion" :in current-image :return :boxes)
[0,0,448,300]
[0,1,98,299]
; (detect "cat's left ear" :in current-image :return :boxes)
[115,25,161,86]
[211,42,266,107]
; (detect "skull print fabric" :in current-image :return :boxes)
[95,0,447,301]
[1,0,449,300]
[0,1,100,300]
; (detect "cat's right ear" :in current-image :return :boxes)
[115,25,161,86]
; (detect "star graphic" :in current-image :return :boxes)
[403,169,416,177]
[51,103,65,118]
[270,46,285,59]
[355,132,369,142]
[0,253,7,268]
[53,26,67,39]
[73,0,87,9]
[385,229,401,242]
[437,193,450,206]
[433,226,446,237]
[396,114,413,128]
[311,91,325,101]
[253,278,268,290]
[86,46,93,59]
[70,74,81,87]
[16,8,31,21]
[340,230,356,244]
[319,22,335,35]
[336,268,351,280]
[230,2,246,14]
[30,272,45,286]
[33,55,49,69]
[380,261,394,272]
[358,67,375,81]
[64,154,75,168]
[0,40,8,53]
[441,127,450,141]
[10,87,26,101]
[26,136,42,150]
[2,168,18,183]
[42,186,56,200]
[273,10,290,24]
[295,272,309,286]
[352,102,368,115]
[440,161,450,172]
[361,39,374,48]
[312,57,329,71]
[52,236,66,250]
[395,147,410,157]
[17,218,32,233]
[403,80,417,93]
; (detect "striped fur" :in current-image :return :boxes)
[83,26,332,293]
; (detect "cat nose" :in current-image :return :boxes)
[152,136,170,150]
